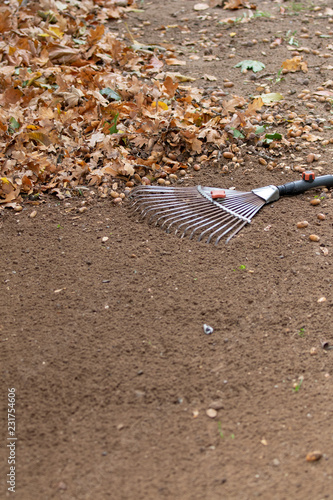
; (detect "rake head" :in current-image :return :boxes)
[129,185,266,244]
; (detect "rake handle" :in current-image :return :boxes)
[278,175,333,197]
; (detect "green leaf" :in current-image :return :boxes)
[230,127,244,139]
[234,60,265,73]
[106,112,119,134]
[100,88,121,101]
[255,125,269,135]
[8,117,20,134]
[265,133,282,141]
[73,38,87,45]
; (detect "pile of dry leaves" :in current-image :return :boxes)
[0,0,286,209]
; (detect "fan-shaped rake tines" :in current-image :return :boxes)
[129,185,266,244]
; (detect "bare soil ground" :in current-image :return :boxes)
[1,1,333,499]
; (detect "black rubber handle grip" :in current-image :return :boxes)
[278,175,333,197]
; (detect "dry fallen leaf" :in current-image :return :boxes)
[203,74,217,81]
[281,56,308,73]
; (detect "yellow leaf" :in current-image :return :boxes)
[48,27,64,39]
[151,101,169,110]
[1,177,10,184]
[27,72,42,87]
[26,125,40,130]
[27,132,52,146]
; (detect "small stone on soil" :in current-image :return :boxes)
[309,234,320,241]
[206,408,217,418]
[306,451,322,462]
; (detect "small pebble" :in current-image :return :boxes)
[101,237,109,243]
[317,297,326,303]
[272,459,280,467]
[203,324,214,335]
[310,199,321,206]
[78,206,88,213]
[29,210,37,218]
[309,234,320,242]
[310,347,318,355]
[209,400,223,410]
[223,151,233,159]
[317,213,326,220]
[297,221,308,228]
[306,451,322,462]
[206,408,217,419]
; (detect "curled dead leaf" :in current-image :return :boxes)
[281,56,308,73]
[48,44,80,64]
[27,132,52,146]
[56,87,84,107]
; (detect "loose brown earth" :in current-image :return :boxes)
[1,1,333,499]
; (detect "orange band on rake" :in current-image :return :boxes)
[211,189,226,199]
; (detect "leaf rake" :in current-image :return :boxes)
[129,172,333,244]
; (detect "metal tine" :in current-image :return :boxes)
[159,204,214,230]
[131,190,200,204]
[179,198,249,237]
[219,198,263,220]
[207,217,245,244]
[131,190,198,204]
[210,202,264,244]
[162,201,224,231]
[218,196,259,214]
[130,194,199,212]
[136,199,194,218]
[181,209,233,239]
[166,209,222,234]
[218,192,259,207]
[132,191,199,202]
[186,215,233,240]
[144,198,211,222]
[132,186,197,194]
[178,212,227,238]
[224,220,249,244]
[149,203,203,225]
[197,213,237,242]
[129,187,199,205]
[221,198,255,213]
